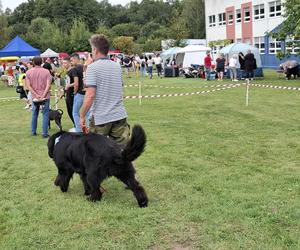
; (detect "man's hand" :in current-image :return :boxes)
[80,116,86,131]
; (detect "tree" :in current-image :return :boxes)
[96,24,114,44]
[142,38,162,52]
[112,23,141,40]
[167,11,190,46]
[112,36,135,54]
[182,0,205,39]
[0,14,12,47]
[68,19,91,52]
[271,0,300,56]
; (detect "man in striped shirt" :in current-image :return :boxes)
[80,35,130,146]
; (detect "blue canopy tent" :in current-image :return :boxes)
[0,36,40,57]
[219,43,263,78]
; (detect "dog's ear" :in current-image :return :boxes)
[47,132,65,158]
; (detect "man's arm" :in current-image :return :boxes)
[26,77,39,98]
[73,76,79,94]
[80,87,95,118]
[42,75,52,99]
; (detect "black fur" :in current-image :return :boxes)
[49,109,63,131]
[47,125,148,207]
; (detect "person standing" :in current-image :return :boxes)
[204,51,212,81]
[244,50,256,80]
[80,34,130,146]
[62,58,76,126]
[140,56,147,77]
[238,52,245,79]
[70,53,89,132]
[147,55,154,79]
[154,53,163,78]
[25,57,52,138]
[228,54,238,81]
[216,54,226,81]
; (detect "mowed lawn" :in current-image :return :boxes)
[0,70,299,249]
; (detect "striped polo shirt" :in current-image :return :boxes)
[86,58,127,125]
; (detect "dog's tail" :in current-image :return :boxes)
[122,125,146,162]
[57,109,63,115]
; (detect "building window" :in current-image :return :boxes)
[236,9,241,23]
[218,13,226,26]
[227,11,234,25]
[269,37,281,54]
[285,38,300,54]
[269,1,281,17]
[236,38,242,43]
[254,4,265,20]
[209,15,216,27]
[244,7,251,22]
[254,37,265,54]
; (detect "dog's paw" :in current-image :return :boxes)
[138,198,148,208]
[87,191,102,202]
[84,190,91,196]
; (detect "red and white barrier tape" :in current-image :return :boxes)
[124,83,242,89]
[250,84,300,91]
[124,85,241,100]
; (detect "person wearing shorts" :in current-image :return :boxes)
[216,54,226,81]
[80,34,130,147]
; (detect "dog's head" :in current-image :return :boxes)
[47,131,66,158]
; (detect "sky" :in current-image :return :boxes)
[1,0,134,11]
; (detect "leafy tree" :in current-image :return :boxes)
[142,38,162,52]
[0,14,12,47]
[112,36,135,54]
[182,0,205,39]
[271,0,300,56]
[68,19,91,52]
[168,11,190,46]
[112,23,141,40]
[96,24,114,43]
[140,21,160,38]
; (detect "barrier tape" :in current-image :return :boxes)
[124,85,241,100]
[124,83,242,89]
[250,84,300,91]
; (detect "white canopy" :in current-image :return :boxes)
[176,45,211,68]
[40,48,59,58]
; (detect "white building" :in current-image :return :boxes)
[205,0,299,68]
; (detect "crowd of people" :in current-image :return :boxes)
[114,54,163,79]
[204,49,257,81]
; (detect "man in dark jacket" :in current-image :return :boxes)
[244,50,256,80]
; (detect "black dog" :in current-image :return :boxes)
[285,66,300,80]
[49,109,63,131]
[47,125,148,207]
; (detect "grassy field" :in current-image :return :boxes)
[0,70,299,249]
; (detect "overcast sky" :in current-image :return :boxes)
[1,0,134,11]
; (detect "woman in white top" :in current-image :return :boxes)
[228,54,238,81]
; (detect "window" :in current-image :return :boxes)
[209,15,216,27]
[269,37,281,54]
[269,1,281,17]
[254,4,265,19]
[236,9,241,23]
[227,11,234,25]
[218,13,226,26]
[236,38,242,43]
[285,38,300,54]
[254,37,265,54]
[244,7,250,22]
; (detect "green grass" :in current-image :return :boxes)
[0,70,299,249]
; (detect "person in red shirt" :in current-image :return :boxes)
[204,51,212,81]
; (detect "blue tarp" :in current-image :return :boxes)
[0,36,40,57]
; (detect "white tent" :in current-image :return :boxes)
[40,48,59,58]
[219,43,262,67]
[176,45,211,68]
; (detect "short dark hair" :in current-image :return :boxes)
[70,53,80,59]
[33,57,43,66]
[89,34,110,55]
[63,57,71,62]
